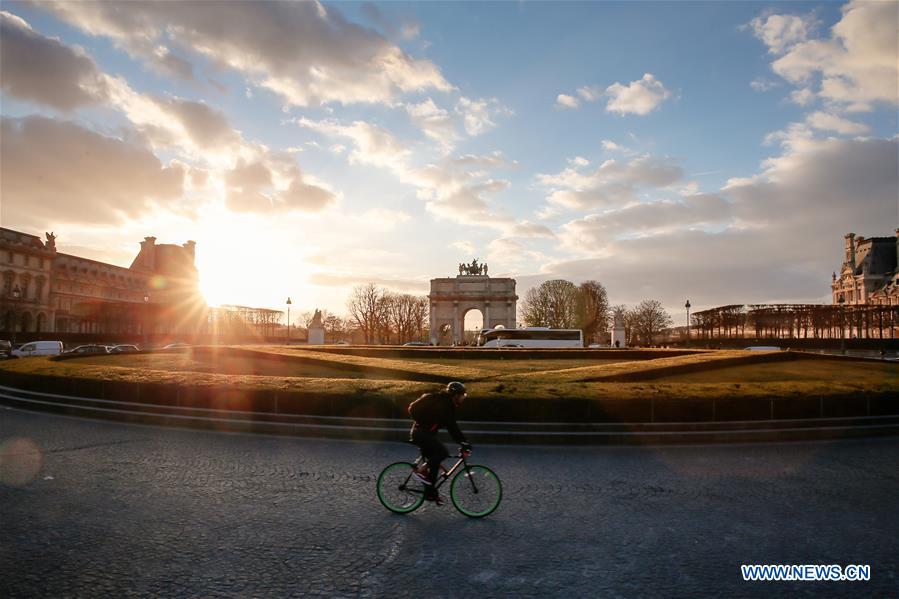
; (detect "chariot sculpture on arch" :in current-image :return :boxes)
[459,258,488,276]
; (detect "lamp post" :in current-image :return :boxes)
[11,285,21,346]
[838,295,845,354]
[143,292,150,349]
[685,299,691,348]
[286,297,292,342]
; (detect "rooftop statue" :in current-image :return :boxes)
[460,258,488,276]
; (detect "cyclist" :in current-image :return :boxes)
[407,381,472,504]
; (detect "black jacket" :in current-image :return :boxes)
[408,391,467,444]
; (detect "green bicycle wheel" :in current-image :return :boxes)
[377,462,425,514]
[450,464,502,518]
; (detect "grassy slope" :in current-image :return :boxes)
[1,348,896,403]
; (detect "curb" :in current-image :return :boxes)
[2,384,898,445]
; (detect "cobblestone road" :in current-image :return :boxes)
[1,407,897,598]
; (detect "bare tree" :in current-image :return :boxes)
[576,280,610,343]
[322,313,348,343]
[415,296,429,341]
[630,299,673,346]
[347,283,387,344]
[520,279,580,328]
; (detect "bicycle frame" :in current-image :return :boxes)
[406,452,478,494]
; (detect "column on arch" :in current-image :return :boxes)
[484,301,491,330]
[429,302,438,345]
[452,301,461,345]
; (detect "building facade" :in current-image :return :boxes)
[832,231,899,306]
[1,228,203,337]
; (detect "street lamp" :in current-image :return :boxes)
[286,297,292,342]
[143,292,150,349]
[685,299,691,348]
[838,295,845,354]
[11,285,21,346]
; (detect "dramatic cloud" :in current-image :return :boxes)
[752,1,898,110]
[297,117,412,173]
[0,11,108,110]
[605,73,671,115]
[32,0,451,106]
[545,133,898,313]
[538,154,684,211]
[558,194,732,253]
[1,116,184,226]
[223,157,337,214]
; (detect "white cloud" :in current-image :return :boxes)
[558,193,732,254]
[297,117,412,173]
[790,88,816,106]
[748,13,816,55]
[750,77,779,92]
[605,73,671,116]
[31,0,452,107]
[600,140,634,155]
[405,97,458,148]
[455,96,511,136]
[753,1,898,110]
[577,85,603,102]
[538,154,683,211]
[555,93,580,109]
[805,111,869,135]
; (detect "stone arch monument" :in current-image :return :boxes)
[429,259,517,346]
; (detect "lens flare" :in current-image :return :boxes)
[0,437,43,487]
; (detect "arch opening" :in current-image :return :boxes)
[462,308,483,346]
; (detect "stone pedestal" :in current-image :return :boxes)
[308,308,324,345]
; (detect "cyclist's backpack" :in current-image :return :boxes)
[407,392,435,422]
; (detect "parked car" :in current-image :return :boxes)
[65,344,111,355]
[402,342,431,347]
[0,339,11,359]
[744,346,782,351]
[10,340,65,358]
[109,344,140,353]
[162,342,190,349]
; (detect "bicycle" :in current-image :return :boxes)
[376,448,502,518]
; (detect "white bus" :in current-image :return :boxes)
[476,327,584,348]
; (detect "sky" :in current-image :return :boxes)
[1,0,897,330]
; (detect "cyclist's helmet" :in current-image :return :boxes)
[446,381,467,395]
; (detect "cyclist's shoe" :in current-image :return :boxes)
[424,486,444,506]
[412,464,430,485]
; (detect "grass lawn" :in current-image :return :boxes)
[397,358,628,374]
[1,348,896,404]
[70,353,382,379]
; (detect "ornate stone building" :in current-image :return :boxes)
[1,228,203,337]
[832,231,899,306]
[429,259,517,346]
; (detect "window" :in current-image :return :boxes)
[6,252,11,263]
